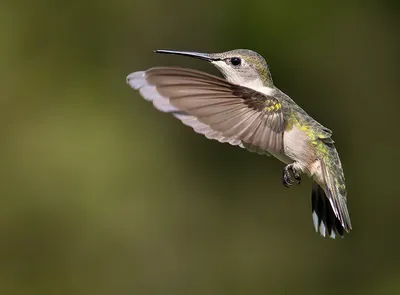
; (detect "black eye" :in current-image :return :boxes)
[230,57,241,66]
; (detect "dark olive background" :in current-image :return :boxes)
[1,0,399,294]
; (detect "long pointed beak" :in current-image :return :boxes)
[154,49,220,62]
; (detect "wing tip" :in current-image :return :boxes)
[126,71,146,89]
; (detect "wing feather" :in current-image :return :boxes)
[320,155,352,234]
[127,67,285,154]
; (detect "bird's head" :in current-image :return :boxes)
[155,49,274,88]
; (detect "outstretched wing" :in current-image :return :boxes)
[127,67,285,154]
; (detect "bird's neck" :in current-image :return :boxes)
[255,64,274,88]
[242,79,276,96]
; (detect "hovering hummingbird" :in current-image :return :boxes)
[126,49,352,238]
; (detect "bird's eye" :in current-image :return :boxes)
[230,57,242,66]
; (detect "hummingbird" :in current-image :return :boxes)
[126,49,352,238]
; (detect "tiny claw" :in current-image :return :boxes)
[282,163,301,187]
[282,166,294,188]
[283,180,292,188]
[293,171,301,184]
[283,176,291,187]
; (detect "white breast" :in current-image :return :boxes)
[243,81,275,96]
[283,125,315,173]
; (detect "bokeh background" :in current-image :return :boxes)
[1,0,399,294]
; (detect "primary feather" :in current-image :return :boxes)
[127,67,284,154]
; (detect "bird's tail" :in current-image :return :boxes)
[311,147,352,238]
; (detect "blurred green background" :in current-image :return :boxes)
[1,0,399,294]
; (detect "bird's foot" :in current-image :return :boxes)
[282,163,301,187]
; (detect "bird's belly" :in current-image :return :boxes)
[283,126,316,173]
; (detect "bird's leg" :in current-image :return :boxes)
[292,165,301,184]
[282,163,301,187]
[283,165,294,187]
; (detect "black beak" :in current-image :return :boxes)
[154,50,220,62]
